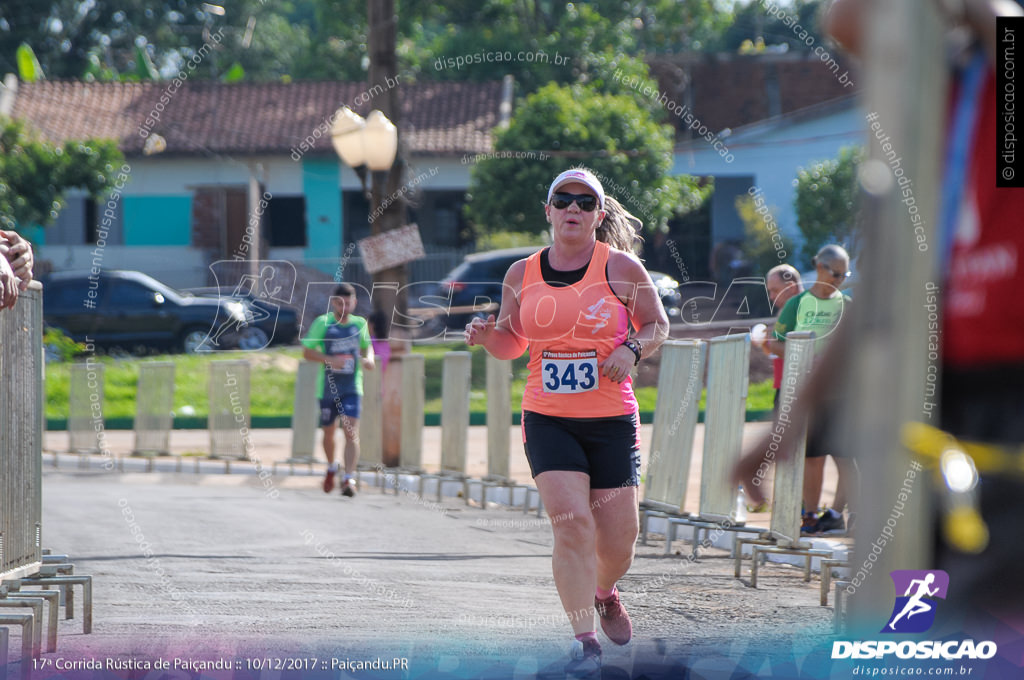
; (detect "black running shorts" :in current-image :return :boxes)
[775,389,846,459]
[522,410,641,489]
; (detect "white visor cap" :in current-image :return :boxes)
[546,169,605,210]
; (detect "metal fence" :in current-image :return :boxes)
[0,283,44,582]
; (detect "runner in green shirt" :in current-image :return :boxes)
[301,283,374,497]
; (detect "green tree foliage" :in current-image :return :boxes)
[16,43,45,81]
[420,2,635,93]
[793,146,863,263]
[464,82,709,237]
[411,1,737,92]
[1,1,206,79]
[0,116,124,231]
[226,7,325,81]
[0,1,318,81]
[735,194,796,276]
[2,0,743,84]
[474,230,549,252]
[629,0,735,53]
[575,52,668,118]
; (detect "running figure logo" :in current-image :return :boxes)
[581,298,611,333]
[882,570,949,634]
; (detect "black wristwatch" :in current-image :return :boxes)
[622,339,642,366]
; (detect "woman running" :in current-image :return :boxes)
[465,168,669,676]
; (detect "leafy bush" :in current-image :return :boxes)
[474,230,549,251]
[735,193,797,276]
[465,81,710,238]
[794,146,864,263]
[43,327,86,363]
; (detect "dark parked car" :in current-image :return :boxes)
[415,247,539,334]
[183,287,299,349]
[409,247,684,337]
[43,270,251,354]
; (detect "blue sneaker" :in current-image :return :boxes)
[800,510,820,535]
[814,508,845,533]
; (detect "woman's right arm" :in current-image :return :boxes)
[464,259,529,359]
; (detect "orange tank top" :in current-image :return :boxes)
[519,241,638,418]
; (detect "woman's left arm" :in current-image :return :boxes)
[607,252,670,367]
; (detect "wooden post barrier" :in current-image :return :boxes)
[664,333,767,559]
[398,353,425,474]
[485,355,511,479]
[359,361,384,471]
[440,352,471,476]
[1,283,44,582]
[735,332,833,586]
[422,352,472,502]
[208,360,251,464]
[133,362,175,457]
[845,0,945,632]
[700,333,751,520]
[273,361,320,474]
[639,340,706,545]
[68,362,103,454]
[465,355,532,510]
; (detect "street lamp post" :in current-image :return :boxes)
[330,107,403,336]
[331,107,399,196]
[331,105,405,467]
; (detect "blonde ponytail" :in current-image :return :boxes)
[597,195,643,253]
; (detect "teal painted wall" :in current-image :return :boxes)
[123,196,192,246]
[22,225,46,245]
[302,158,342,273]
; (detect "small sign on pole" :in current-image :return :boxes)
[357,224,425,274]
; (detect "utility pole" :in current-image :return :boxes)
[367,0,406,337]
[844,0,946,634]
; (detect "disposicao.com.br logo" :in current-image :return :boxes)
[832,570,998,661]
[883,569,949,634]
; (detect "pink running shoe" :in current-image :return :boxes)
[595,590,632,645]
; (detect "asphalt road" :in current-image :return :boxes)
[19,468,839,680]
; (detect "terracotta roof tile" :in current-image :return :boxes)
[11,80,504,157]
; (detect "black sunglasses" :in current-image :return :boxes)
[821,265,851,279]
[550,192,599,212]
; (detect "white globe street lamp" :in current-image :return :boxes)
[330,106,368,168]
[363,110,398,171]
[330,107,399,192]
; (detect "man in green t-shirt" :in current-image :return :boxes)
[301,283,374,497]
[769,245,856,534]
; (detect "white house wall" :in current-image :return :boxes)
[125,156,305,195]
[339,157,473,191]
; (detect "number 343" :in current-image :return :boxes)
[542,360,597,393]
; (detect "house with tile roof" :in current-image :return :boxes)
[4,52,863,290]
[3,77,507,288]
